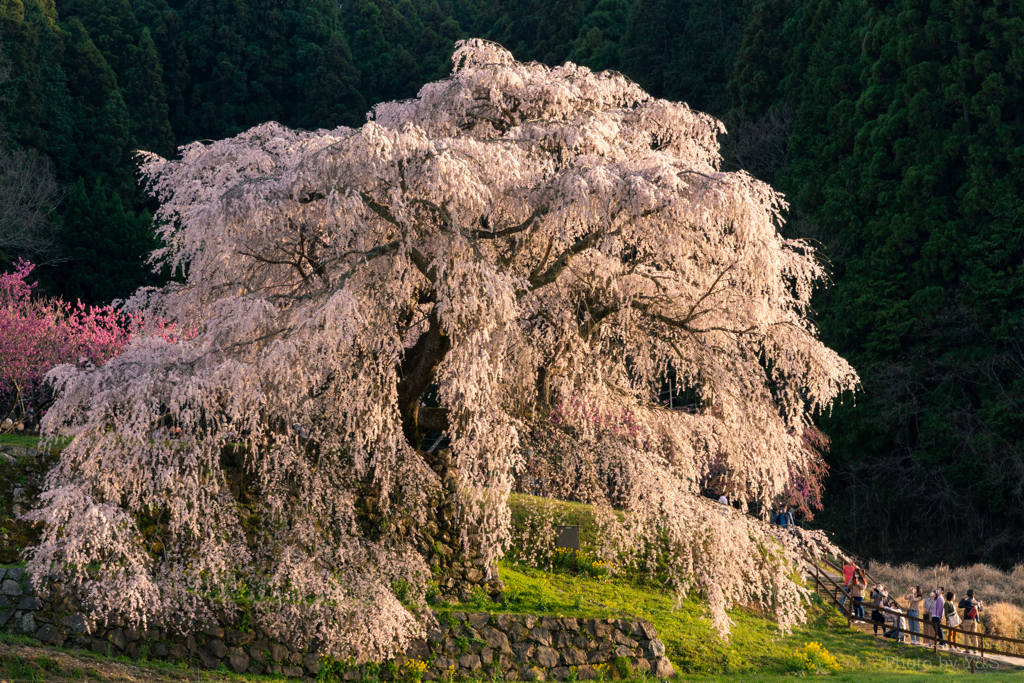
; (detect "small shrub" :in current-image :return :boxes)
[403,657,429,683]
[612,655,631,679]
[34,655,61,672]
[365,661,383,683]
[393,578,412,603]
[984,602,1024,654]
[499,585,524,605]
[789,641,840,675]
[552,547,610,579]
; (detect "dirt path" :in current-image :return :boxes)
[0,639,245,683]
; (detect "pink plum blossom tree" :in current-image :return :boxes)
[31,40,858,655]
[0,260,133,426]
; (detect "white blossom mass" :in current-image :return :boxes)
[33,40,858,656]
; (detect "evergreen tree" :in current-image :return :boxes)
[130,0,192,146]
[57,0,140,78]
[61,16,134,194]
[57,177,158,304]
[731,0,1024,566]
[622,0,752,116]
[729,0,796,116]
[568,0,630,72]
[124,26,174,155]
[0,0,76,176]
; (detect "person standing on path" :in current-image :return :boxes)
[841,560,856,607]
[904,586,924,645]
[850,571,867,619]
[959,590,983,651]
[870,584,888,636]
[923,591,935,645]
[931,590,946,647]
[944,591,961,651]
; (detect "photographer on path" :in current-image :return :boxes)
[959,589,983,651]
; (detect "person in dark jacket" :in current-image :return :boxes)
[959,590,984,651]
[871,584,888,635]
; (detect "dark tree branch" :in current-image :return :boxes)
[418,407,450,433]
[471,205,549,239]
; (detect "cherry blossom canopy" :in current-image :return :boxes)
[33,40,857,654]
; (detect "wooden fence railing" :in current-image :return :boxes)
[810,563,1024,664]
[773,520,1024,664]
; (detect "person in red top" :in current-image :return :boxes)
[840,559,857,607]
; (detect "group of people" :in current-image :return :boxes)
[772,506,795,529]
[839,561,984,651]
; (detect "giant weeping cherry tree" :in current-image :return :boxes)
[32,41,858,655]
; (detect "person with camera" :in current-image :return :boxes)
[904,586,924,645]
[959,589,983,651]
[870,583,888,636]
[849,570,867,619]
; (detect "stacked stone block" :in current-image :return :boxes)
[2,574,675,682]
[397,611,674,682]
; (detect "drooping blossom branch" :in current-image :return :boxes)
[30,39,857,653]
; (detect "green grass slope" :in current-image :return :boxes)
[444,561,1019,680]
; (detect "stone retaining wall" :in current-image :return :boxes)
[3,573,324,679]
[404,611,674,681]
[0,444,675,680]
[0,567,673,682]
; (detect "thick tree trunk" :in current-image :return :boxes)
[392,312,502,599]
[396,309,451,450]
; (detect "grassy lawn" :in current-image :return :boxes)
[439,560,1023,680]
[0,433,42,449]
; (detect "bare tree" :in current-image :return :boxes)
[0,45,63,262]
[719,105,794,183]
[0,139,63,261]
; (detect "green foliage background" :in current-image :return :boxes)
[2,0,1023,568]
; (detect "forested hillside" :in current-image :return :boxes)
[2,0,1023,570]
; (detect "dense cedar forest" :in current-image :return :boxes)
[2,0,1023,569]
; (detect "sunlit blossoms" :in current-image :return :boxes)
[32,40,857,654]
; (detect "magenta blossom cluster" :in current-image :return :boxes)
[779,426,830,520]
[0,260,136,413]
